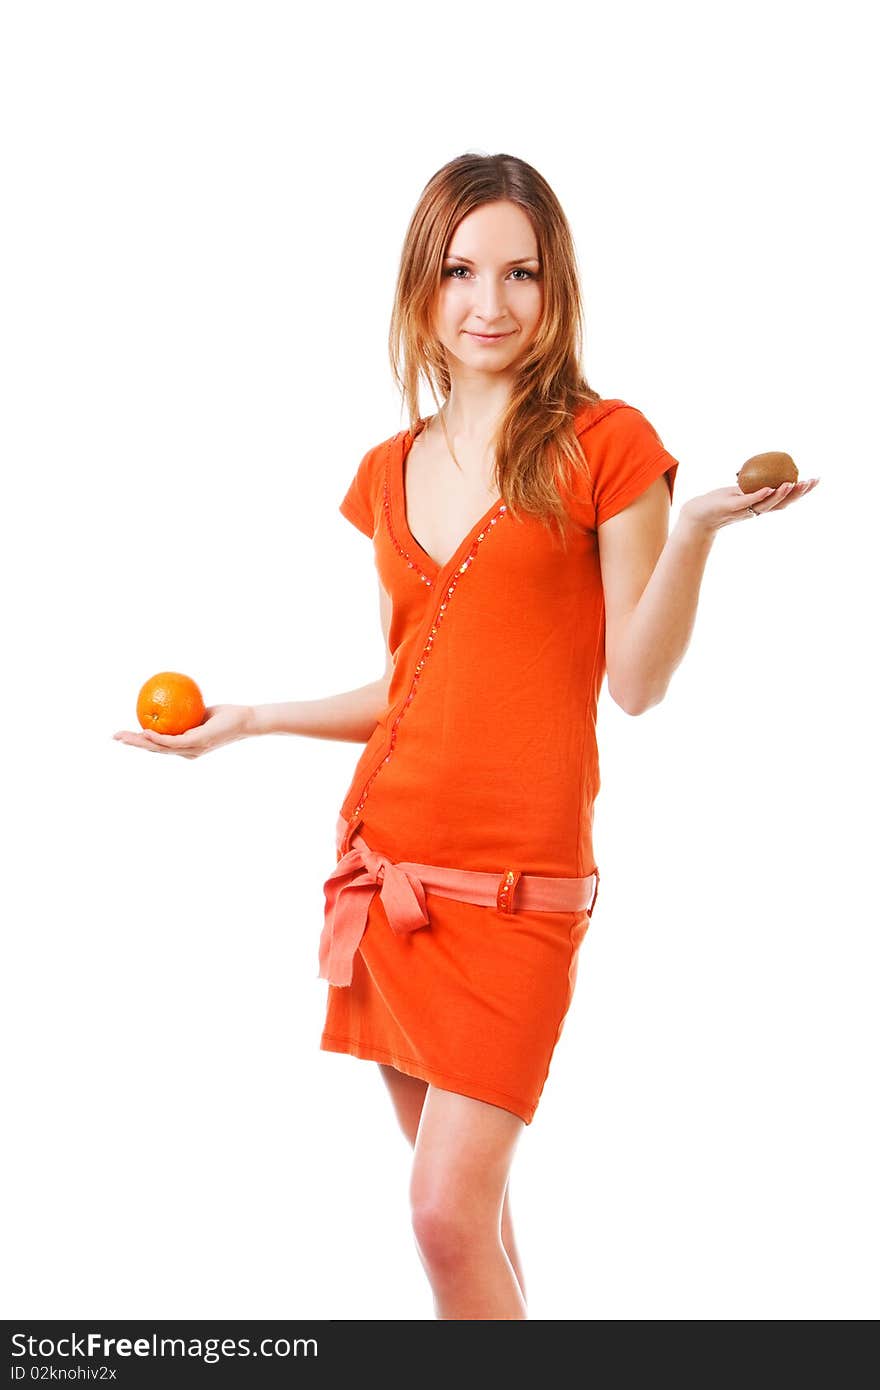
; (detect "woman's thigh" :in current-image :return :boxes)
[377,1062,428,1146]
[410,1084,525,1227]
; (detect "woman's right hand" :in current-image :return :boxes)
[112,704,255,759]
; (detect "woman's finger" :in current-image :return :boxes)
[112,729,197,754]
[142,729,200,752]
[760,481,797,509]
[112,731,163,751]
[735,485,778,517]
[749,480,801,513]
[761,479,820,512]
[767,478,820,510]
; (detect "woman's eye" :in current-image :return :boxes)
[443,266,535,281]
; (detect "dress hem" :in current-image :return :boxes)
[319,1030,536,1125]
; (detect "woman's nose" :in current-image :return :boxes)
[474,286,506,318]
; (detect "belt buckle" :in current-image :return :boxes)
[496,868,521,914]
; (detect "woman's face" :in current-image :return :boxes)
[434,200,544,374]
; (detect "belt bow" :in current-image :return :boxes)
[318,839,430,987]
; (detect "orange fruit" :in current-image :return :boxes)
[136,671,207,735]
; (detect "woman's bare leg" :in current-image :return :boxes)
[408,1083,527,1319]
[378,1064,526,1305]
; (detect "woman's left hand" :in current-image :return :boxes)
[680,476,820,536]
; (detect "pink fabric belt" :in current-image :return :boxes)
[319,814,600,988]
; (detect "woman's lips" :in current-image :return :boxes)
[466,331,513,343]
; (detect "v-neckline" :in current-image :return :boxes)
[395,419,505,580]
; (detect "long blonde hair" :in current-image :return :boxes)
[388,151,603,548]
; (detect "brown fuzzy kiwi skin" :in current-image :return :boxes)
[736,451,798,492]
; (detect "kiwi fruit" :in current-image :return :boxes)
[736,451,798,492]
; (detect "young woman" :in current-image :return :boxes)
[114,153,818,1319]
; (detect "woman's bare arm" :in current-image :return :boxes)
[114,579,396,755]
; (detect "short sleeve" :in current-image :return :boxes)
[339,444,381,539]
[567,401,680,531]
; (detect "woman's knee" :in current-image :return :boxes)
[411,1165,514,1270]
[410,1194,488,1270]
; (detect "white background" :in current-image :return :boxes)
[2,0,876,1321]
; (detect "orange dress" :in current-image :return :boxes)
[320,398,680,1123]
